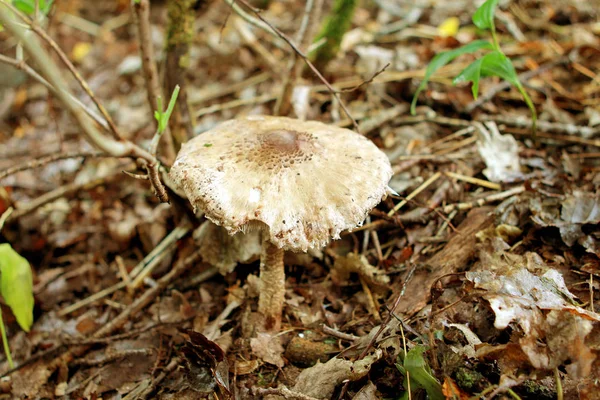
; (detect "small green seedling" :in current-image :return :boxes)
[411,0,537,137]
[154,85,180,135]
[0,243,34,369]
[396,345,444,400]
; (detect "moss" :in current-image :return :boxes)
[455,367,488,392]
[166,0,196,50]
[515,380,555,399]
[310,0,357,70]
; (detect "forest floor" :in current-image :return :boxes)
[1,0,599,399]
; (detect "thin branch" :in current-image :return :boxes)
[6,167,127,223]
[92,248,201,338]
[0,150,104,181]
[337,263,418,400]
[0,54,109,129]
[133,0,176,161]
[341,63,390,92]
[480,114,600,139]
[234,0,360,132]
[0,0,123,140]
[222,0,277,38]
[0,6,158,162]
[133,0,163,117]
[274,0,322,116]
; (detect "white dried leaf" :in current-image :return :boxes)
[468,249,600,374]
[476,122,522,182]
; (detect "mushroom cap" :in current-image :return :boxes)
[169,115,392,252]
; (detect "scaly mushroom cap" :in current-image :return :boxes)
[170,116,392,252]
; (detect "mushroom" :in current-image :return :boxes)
[170,116,392,330]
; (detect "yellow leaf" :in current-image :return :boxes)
[438,17,460,38]
[71,42,92,63]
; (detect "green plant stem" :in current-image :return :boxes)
[515,84,537,140]
[490,26,500,50]
[554,368,563,400]
[0,311,14,369]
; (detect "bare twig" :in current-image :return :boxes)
[480,114,600,139]
[140,356,181,399]
[0,150,104,181]
[0,207,13,232]
[93,248,201,338]
[58,222,192,316]
[235,0,360,132]
[222,0,278,38]
[441,185,526,213]
[388,172,443,216]
[6,167,128,223]
[0,6,156,161]
[133,0,176,162]
[71,349,153,367]
[341,63,390,92]
[274,0,322,116]
[337,263,418,399]
[0,1,123,140]
[0,54,109,129]
[322,325,359,341]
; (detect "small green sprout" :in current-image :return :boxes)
[396,345,444,400]
[154,85,180,135]
[411,0,537,138]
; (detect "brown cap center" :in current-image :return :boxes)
[261,129,304,152]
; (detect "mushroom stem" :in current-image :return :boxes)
[258,240,285,331]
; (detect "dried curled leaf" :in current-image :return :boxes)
[531,190,600,256]
[467,249,599,376]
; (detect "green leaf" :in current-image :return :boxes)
[12,0,53,15]
[396,346,444,400]
[479,50,519,86]
[479,50,538,137]
[410,40,494,114]
[454,58,484,99]
[0,243,34,332]
[472,0,498,30]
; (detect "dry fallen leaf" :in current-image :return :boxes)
[332,252,390,288]
[352,381,379,400]
[250,332,285,368]
[530,190,600,256]
[468,249,599,376]
[195,221,261,275]
[292,350,382,399]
